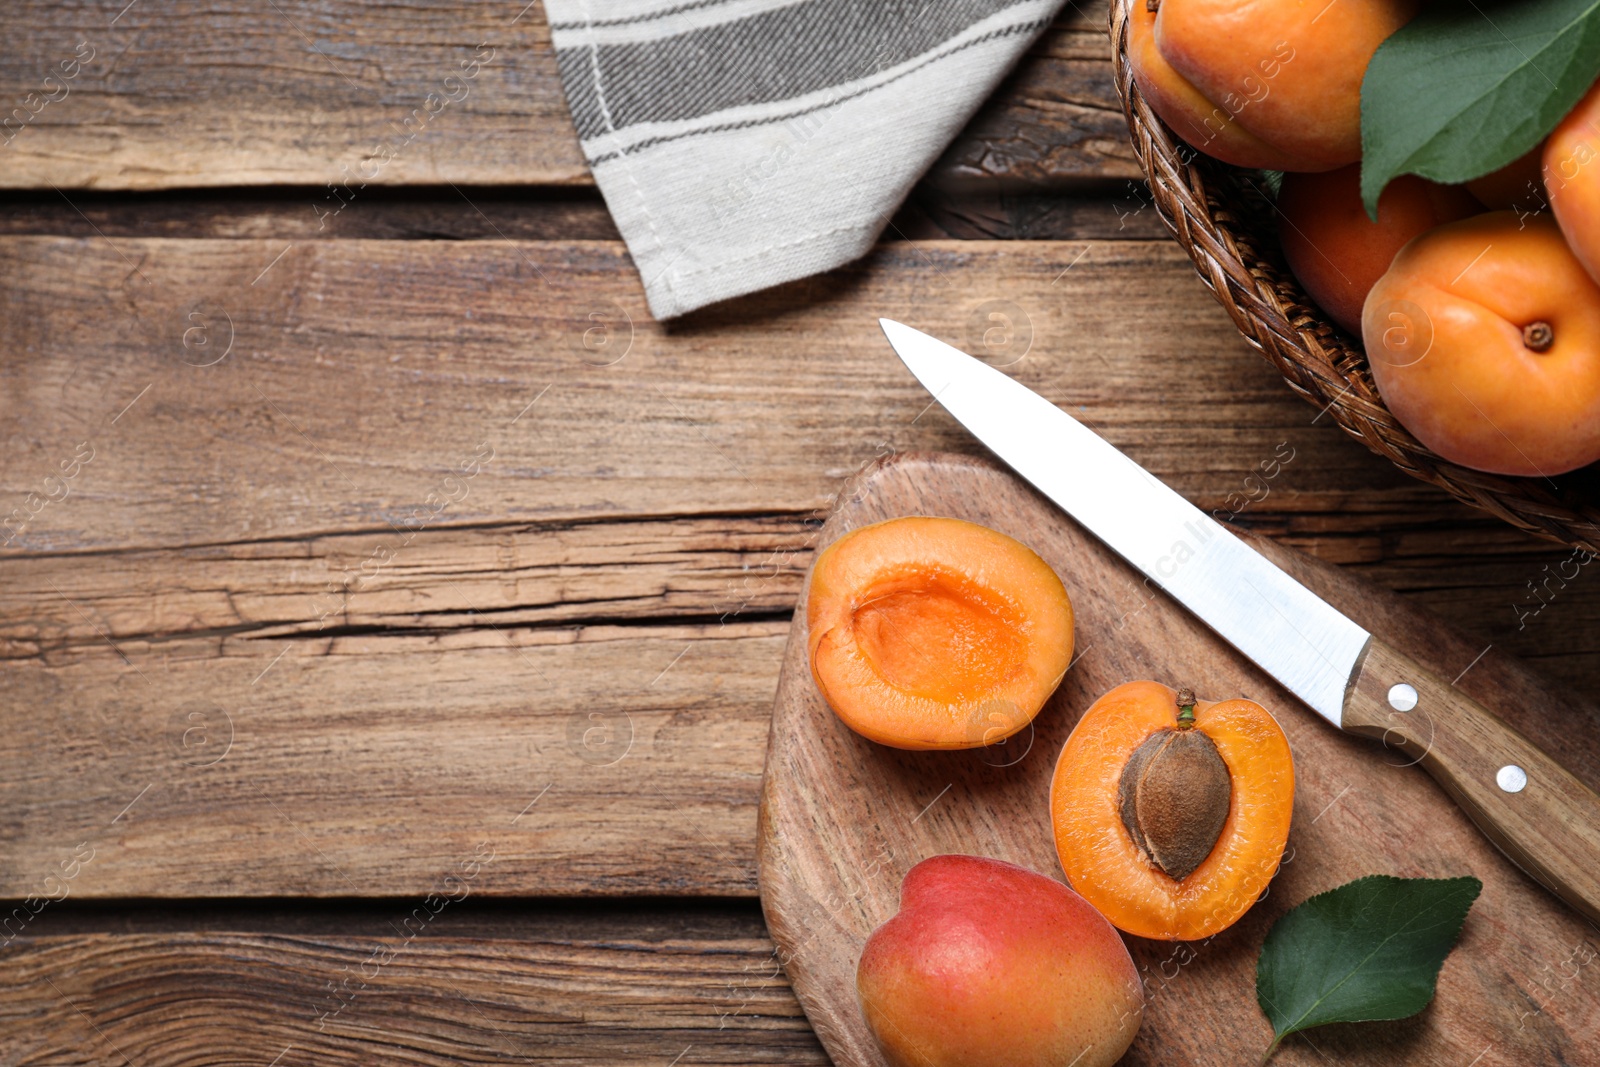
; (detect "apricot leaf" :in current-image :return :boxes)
[1359,0,1600,216]
[1255,874,1481,1063]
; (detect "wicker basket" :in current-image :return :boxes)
[1107,0,1600,553]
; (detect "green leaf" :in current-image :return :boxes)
[1359,0,1600,216]
[1255,874,1481,1063]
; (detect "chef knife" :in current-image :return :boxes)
[880,317,1600,925]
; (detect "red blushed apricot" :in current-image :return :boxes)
[1364,213,1600,476]
[1279,164,1480,335]
[1051,681,1294,941]
[807,517,1074,750]
[858,855,1143,1067]
[1547,79,1600,287]
[1133,0,1417,171]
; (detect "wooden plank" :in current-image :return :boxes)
[0,2,1131,191]
[0,234,1443,558]
[1,929,826,1065]
[0,514,814,656]
[0,1,586,189]
[0,622,782,898]
[927,15,1143,190]
[761,452,1600,1067]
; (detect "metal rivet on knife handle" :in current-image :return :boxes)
[1387,683,1418,712]
[1497,765,1528,794]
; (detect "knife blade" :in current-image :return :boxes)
[880,317,1600,925]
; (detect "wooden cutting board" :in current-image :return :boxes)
[758,451,1600,1067]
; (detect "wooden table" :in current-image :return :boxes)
[2,3,1597,1062]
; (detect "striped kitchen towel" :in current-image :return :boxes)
[546,0,1067,319]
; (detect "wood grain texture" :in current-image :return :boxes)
[1345,639,1600,927]
[0,514,814,657]
[759,452,1600,1067]
[0,621,782,898]
[0,235,1448,556]
[925,10,1142,190]
[0,1,1130,192]
[0,1,585,189]
[0,929,826,1065]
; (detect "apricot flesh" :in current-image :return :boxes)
[1132,0,1417,171]
[807,516,1074,750]
[1052,681,1294,941]
[857,855,1143,1067]
[1363,212,1600,476]
[1278,165,1480,336]
[1546,80,1600,288]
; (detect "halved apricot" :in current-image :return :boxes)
[1051,681,1294,941]
[806,516,1074,750]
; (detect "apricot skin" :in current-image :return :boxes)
[807,517,1074,750]
[1128,0,1298,171]
[1364,213,1600,476]
[1131,0,1417,171]
[1546,80,1600,287]
[1278,165,1480,335]
[857,855,1143,1067]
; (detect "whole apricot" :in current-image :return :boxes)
[1364,213,1600,476]
[1051,681,1294,941]
[807,516,1074,750]
[857,855,1143,1067]
[1131,0,1417,171]
[1278,164,1480,335]
[1546,79,1600,287]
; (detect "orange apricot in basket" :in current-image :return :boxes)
[807,516,1074,751]
[1129,0,1417,171]
[1278,164,1480,335]
[1546,79,1600,287]
[1363,212,1600,476]
[1051,681,1294,941]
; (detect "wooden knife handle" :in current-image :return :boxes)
[1344,637,1600,925]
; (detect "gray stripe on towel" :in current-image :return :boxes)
[583,19,1047,165]
[557,0,1030,140]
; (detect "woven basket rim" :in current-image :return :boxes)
[1107,0,1600,554]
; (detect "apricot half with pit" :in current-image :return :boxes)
[1051,681,1294,941]
[806,516,1074,750]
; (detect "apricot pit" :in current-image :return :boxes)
[1117,690,1232,881]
